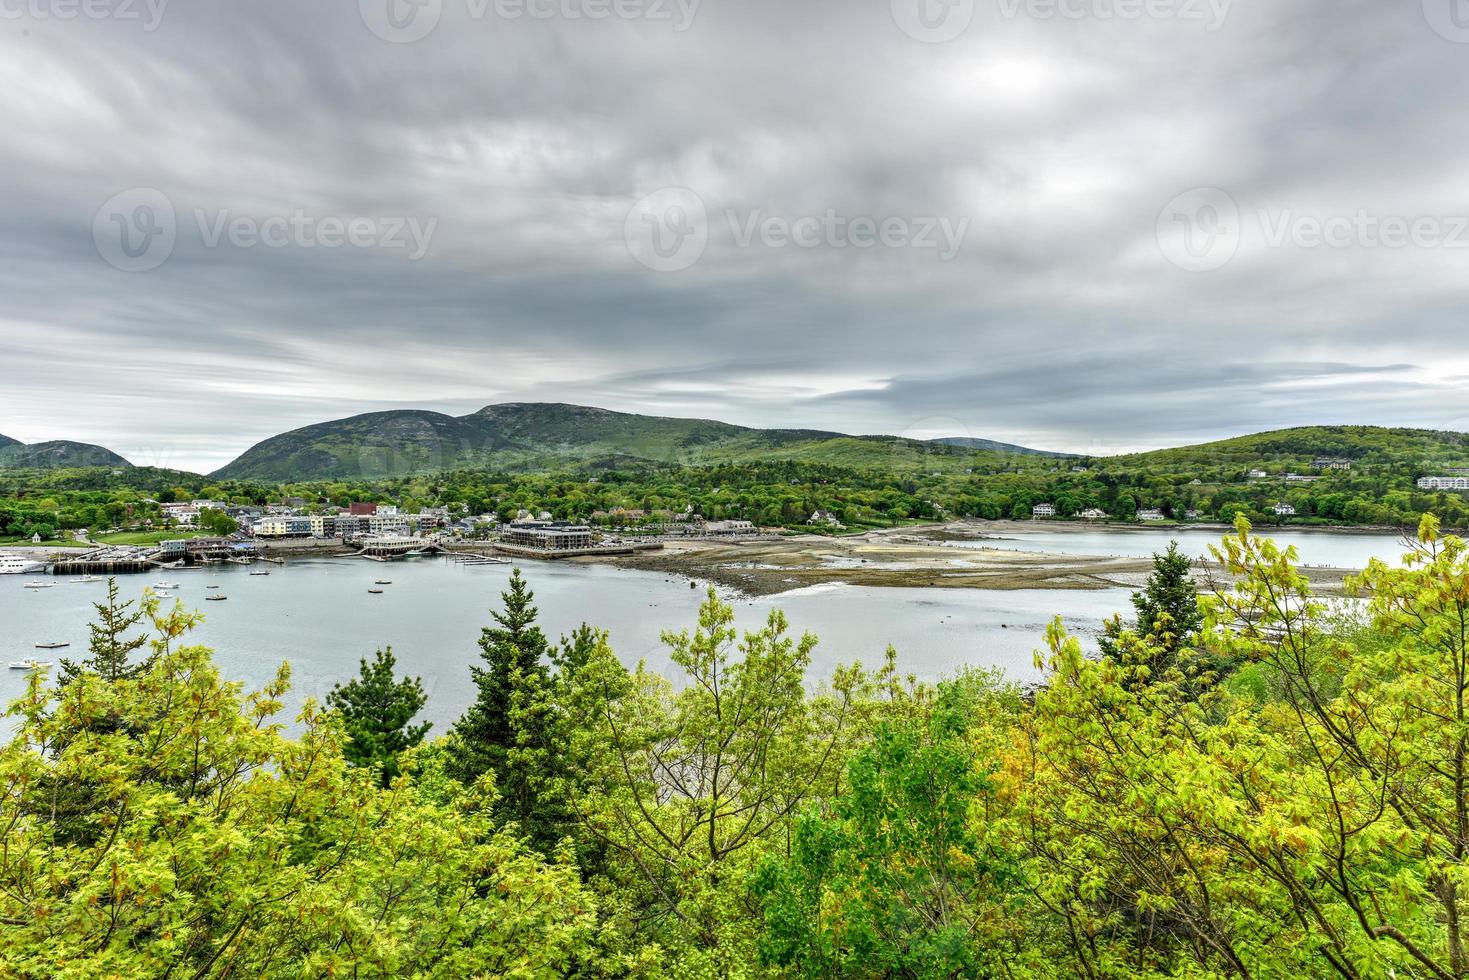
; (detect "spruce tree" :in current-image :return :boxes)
[327,647,430,787]
[56,578,152,686]
[1099,540,1205,682]
[449,568,550,786]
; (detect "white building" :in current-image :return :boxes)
[1273,502,1297,516]
[1418,476,1469,490]
[705,520,757,536]
[807,510,845,528]
[1078,508,1107,520]
[1248,469,1268,480]
[1032,503,1056,518]
[1136,509,1166,522]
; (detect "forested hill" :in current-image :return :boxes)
[0,438,131,470]
[211,402,1061,480]
[1119,425,1469,470]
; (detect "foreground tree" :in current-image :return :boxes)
[0,605,598,979]
[753,671,1032,978]
[1017,514,1469,978]
[327,646,430,786]
[581,589,865,971]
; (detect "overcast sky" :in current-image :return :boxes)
[2,0,1468,472]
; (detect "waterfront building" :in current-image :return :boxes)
[1274,502,1297,516]
[705,520,757,536]
[1078,508,1107,520]
[499,520,596,551]
[1136,509,1166,521]
[1032,503,1056,518]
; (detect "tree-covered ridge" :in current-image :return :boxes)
[0,438,131,471]
[209,402,1059,481]
[10,519,1469,976]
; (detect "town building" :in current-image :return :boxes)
[1248,469,1268,480]
[1136,509,1166,522]
[1274,502,1297,516]
[1078,508,1108,520]
[1313,458,1352,471]
[705,520,757,536]
[807,510,845,528]
[498,520,596,551]
[1032,503,1056,518]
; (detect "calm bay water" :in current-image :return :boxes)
[0,527,1410,730]
[2,558,1127,730]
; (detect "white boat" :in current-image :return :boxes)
[153,591,174,599]
[151,582,180,589]
[34,641,69,650]
[8,660,52,671]
[248,571,270,576]
[24,582,54,590]
[205,595,228,601]
[72,575,101,583]
[0,555,44,575]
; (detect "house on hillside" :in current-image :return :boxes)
[1032,503,1056,519]
[1136,509,1166,522]
[1078,508,1108,520]
[1273,502,1297,516]
[1419,476,1469,490]
[1313,458,1352,470]
[1248,469,1268,480]
[807,510,844,528]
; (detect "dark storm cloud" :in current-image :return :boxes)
[1,0,1468,469]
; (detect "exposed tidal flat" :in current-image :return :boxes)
[610,520,1410,597]
[0,522,1410,729]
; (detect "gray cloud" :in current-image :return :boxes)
[1,0,1467,470]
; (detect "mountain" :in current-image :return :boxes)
[0,439,132,470]
[212,402,1057,481]
[1118,425,1469,469]
[930,436,1069,456]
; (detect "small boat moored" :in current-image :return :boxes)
[34,641,69,650]
[9,660,52,671]
[205,595,228,602]
[367,588,384,594]
[374,580,393,585]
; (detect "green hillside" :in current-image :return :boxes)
[0,433,20,450]
[0,439,131,470]
[211,403,1052,480]
[1118,425,1469,470]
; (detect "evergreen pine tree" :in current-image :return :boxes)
[449,568,551,789]
[1099,540,1205,682]
[56,578,152,686]
[327,647,431,787]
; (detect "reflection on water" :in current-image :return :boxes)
[1,559,1131,729]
